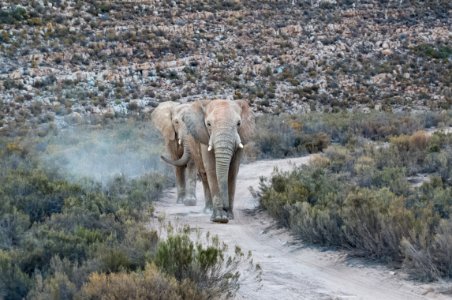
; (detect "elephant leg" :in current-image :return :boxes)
[184,160,197,206]
[199,171,212,212]
[175,165,186,204]
[201,145,228,223]
[190,141,211,211]
[227,149,243,220]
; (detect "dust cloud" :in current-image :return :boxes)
[38,120,171,184]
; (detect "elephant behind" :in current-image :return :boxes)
[151,101,198,206]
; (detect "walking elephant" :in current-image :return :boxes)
[151,101,198,206]
[163,99,255,223]
[158,102,214,211]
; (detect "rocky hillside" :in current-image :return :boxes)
[0,0,450,132]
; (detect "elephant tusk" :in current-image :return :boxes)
[235,131,244,150]
[208,145,212,151]
[178,139,182,145]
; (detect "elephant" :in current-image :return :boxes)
[163,99,255,223]
[151,101,198,206]
[156,102,214,211]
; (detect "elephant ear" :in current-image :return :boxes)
[151,102,177,141]
[183,100,210,145]
[235,100,255,144]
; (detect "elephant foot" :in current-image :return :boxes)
[203,201,213,213]
[227,210,234,220]
[176,195,184,204]
[183,196,197,206]
[210,208,229,224]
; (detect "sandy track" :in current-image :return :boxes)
[153,156,450,300]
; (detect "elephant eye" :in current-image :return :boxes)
[174,120,179,124]
[237,120,241,127]
[206,121,211,127]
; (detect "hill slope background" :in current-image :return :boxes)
[1,0,451,133]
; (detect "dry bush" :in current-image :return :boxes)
[309,154,330,168]
[80,263,201,300]
[390,131,430,153]
[431,219,452,277]
[324,146,353,173]
[342,188,414,260]
[384,131,448,176]
[409,131,430,151]
[303,132,330,153]
[402,218,452,280]
[390,135,411,152]
[401,238,439,281]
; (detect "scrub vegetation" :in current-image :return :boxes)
[251,110,452,159]
[1,106,451,300]
[0,119,253,299]
[1,0,451,296]
[257,111,452,280]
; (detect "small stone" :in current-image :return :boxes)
[382,49,393,56]
[65,112,82,124]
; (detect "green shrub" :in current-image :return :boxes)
[371,167,410,196]
[2,170,83,223]
[156,230,244,298]
[342,188,414,260]
[261,165,346,235]
[0,250,31,300]
[0,207,30,249]
[28,271,77,300]
[414,44,452,60]
[287,193,344,245]
[259,174,307,226]
[0,6,28,24]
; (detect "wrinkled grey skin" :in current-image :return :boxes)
[151,102,197,206]
[164,99,255,223]
[160,104,213,211]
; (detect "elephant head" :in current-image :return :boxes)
[184,99,254,148]
[151,102,191,166]
[165,99,255,222]
[151,101,179,143]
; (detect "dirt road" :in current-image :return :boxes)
[153,156,450,300]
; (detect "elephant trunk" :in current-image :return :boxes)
[214,134,235,209]
[161,140,191,167]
